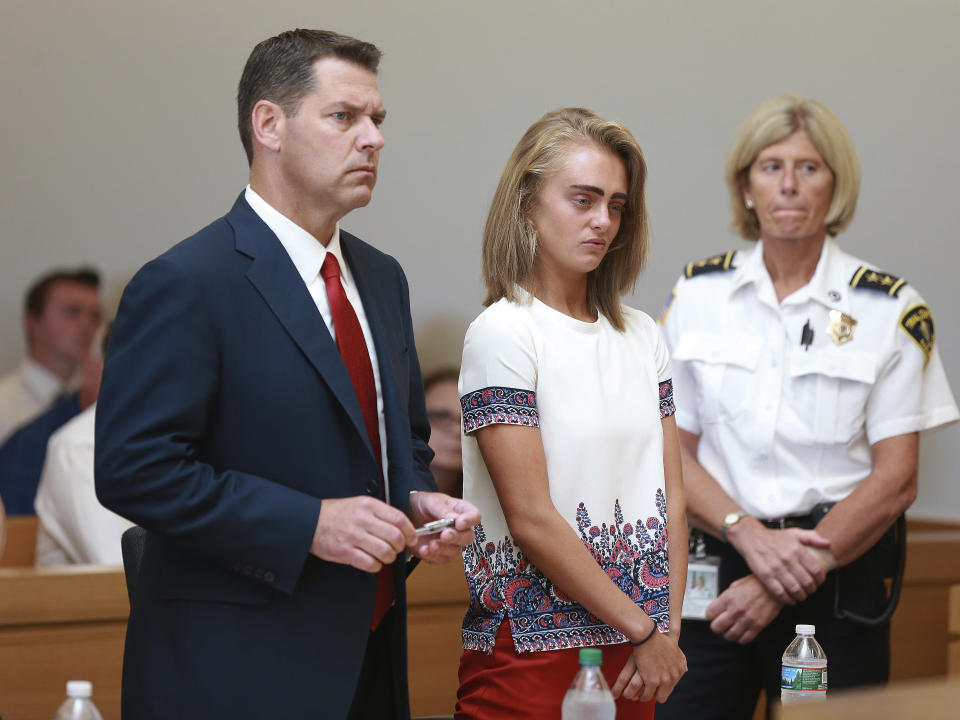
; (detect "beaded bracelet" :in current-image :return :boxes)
[629,621,658,647]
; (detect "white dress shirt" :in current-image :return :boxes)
[34,404,134,565]
[662,239,959,519]
[0,358,68,446]
[244,186,389,496]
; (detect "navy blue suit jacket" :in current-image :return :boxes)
[95,194,435,719]
[0,392,79,514]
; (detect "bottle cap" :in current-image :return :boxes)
[66,681,92,698]
[795,624,815,634]
[578,648,603,666]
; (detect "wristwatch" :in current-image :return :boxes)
[721,511,749,542]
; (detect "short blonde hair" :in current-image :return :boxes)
[726,95,861,241]
[482,107,648,332]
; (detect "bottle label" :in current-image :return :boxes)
[780,665,827,692]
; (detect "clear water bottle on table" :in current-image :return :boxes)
[53,680,104,720]
[562,647,616,720]
[781,623,827,705]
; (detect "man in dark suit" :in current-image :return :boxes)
[95,29,479,720]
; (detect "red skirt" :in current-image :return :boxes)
[455,620,656,720]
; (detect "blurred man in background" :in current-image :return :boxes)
[0,267,101,446]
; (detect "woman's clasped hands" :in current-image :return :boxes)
[612,626,687,704]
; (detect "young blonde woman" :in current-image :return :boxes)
[455,108,687,720]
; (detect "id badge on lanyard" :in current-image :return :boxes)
[681,530,721,621]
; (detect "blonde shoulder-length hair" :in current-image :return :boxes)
[726,94,861,241]
[481,107,648,332]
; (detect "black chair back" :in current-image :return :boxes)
[120,525,147,606]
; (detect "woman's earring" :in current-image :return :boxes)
[745,199,754,209]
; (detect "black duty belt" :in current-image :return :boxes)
[759,502,835,531]
[761,514,817,530]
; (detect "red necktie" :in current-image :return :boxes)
[320,252,393,630]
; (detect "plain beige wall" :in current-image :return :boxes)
[1,0,957,517]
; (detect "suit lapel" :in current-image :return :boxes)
[341,232,404,472]
[226,195,372,458]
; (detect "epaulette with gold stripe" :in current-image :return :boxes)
[849,266,907,297]
[684,250,737,279]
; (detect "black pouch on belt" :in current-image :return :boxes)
[816,501,907,626]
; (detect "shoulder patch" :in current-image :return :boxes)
[684,250,737,279]
[900,304,934,365]
[849,266,907,297]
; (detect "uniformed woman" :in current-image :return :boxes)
[658,94,959,719]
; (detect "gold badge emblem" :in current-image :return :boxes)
[828,310,857,345]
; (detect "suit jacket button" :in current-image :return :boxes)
[263,571,276,583]
[242,564,253,576]
[253,567,264,579]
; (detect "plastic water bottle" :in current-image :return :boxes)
[53,681,104,720]
[781,624,827,705]
[561,648,616,720]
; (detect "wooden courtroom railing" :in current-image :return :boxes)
[0,521,957,719]
[406,559,470,717]
[0,566,127,720]
[949,584,960,676]
[0,515,39,568]
[891,524,960,680]
[778,676,960,719]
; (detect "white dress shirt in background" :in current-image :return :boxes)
[34,404,133,565]
[0,359,67,446]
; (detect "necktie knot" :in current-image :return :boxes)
[320,252,340,282]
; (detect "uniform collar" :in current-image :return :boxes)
[729,239,852,314]
[729,241,767,296]
[802,239,853,314]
